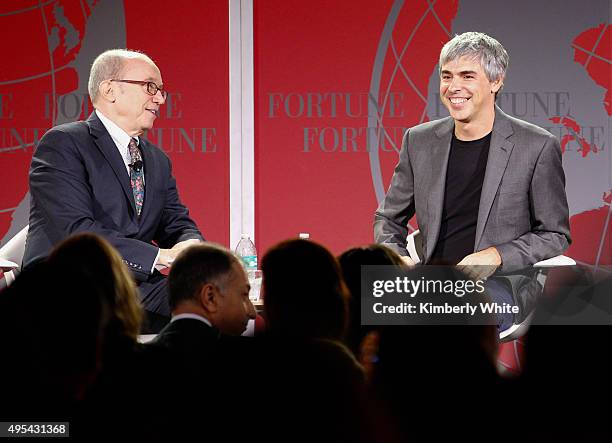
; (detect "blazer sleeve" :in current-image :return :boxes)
[29,128,159,282]
[495,134,571,271]
[153,155,204,249]
[373,130,416,256]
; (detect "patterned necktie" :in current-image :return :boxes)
[128,138,144,216]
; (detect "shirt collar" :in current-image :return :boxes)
[95,109,140,150]
[171,313,213,328]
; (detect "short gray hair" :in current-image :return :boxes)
[167,244,242,310]
[439,32,509,83]
[88,49,154,104]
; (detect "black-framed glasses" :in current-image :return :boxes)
[110,79,168,99]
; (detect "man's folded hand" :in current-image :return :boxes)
[158,239,203,268]
[457,247,501,280]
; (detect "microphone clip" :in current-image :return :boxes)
[129,160,143,172]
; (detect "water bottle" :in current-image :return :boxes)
[235,234,261,301]
[235,234,257,271]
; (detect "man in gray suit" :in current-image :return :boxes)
[374,32,570,326]
[375,31,570,271]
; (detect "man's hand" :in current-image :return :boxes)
[157,239,202,268]
[400,255,416,267]
[171,239,201,252]
[456,247,501,280]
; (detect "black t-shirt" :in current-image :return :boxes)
[430,131,491,265]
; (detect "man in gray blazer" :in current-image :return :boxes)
[375,32,570,271]
[374,32,570,326]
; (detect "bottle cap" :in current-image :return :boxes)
[299,233,310,239]
[241,233,249,238]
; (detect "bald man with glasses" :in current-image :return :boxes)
[24,49,203,332]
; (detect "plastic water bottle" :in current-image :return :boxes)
[235,234,261,302]
[235,234,257,271]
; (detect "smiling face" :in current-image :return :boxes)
[439,56,502,136]
[109,58,166,136]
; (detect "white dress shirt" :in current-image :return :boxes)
[171,313,213,328]
[95,109,157,271]
[96,110,144,181]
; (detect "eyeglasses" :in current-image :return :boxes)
[110,79,168,99]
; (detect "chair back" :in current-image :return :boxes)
[0,225,29,286]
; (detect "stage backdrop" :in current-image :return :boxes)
[0,0,229,246]
[0,0,609,270]
[254,0,611,268]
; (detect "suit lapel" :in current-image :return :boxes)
[474,106,514,250]
[87,112,137,216]
[426,117,454,261]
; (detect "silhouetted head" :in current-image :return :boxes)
[338,244,405,298]
[49,233,143,340]
[261,239,349,340]
[0,252,111,404]
[338,244,406,355]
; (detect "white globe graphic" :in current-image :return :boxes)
[0,0,126,244]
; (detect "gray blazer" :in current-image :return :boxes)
[374,106,571,272]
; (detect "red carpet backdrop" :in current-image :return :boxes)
[0,0,610,270]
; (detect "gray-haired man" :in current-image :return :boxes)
[25,49,203,332]
[374,32,571,329]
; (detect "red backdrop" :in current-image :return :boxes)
[1,0,609,268]
[254,0,457,254]
[0,0,229,246]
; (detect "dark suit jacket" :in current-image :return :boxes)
[149,317,221,365]
[374,106,571,271]
[146,321,258,440]
[24,112,203,281]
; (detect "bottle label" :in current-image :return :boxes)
[241,255,257,269]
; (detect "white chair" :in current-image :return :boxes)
[137,334,158,344]
[0,225,29,287]
[406,228,424,265]
[405,229,575,341]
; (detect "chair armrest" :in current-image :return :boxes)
[406,229,422,264]
[533,254,576,268]
[137,334,158,344]
[0,225,28,267]
[0,258,18,271]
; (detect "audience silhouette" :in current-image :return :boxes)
[0,233,607,442]
[338,244,405,373]
[0,258,109,423]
